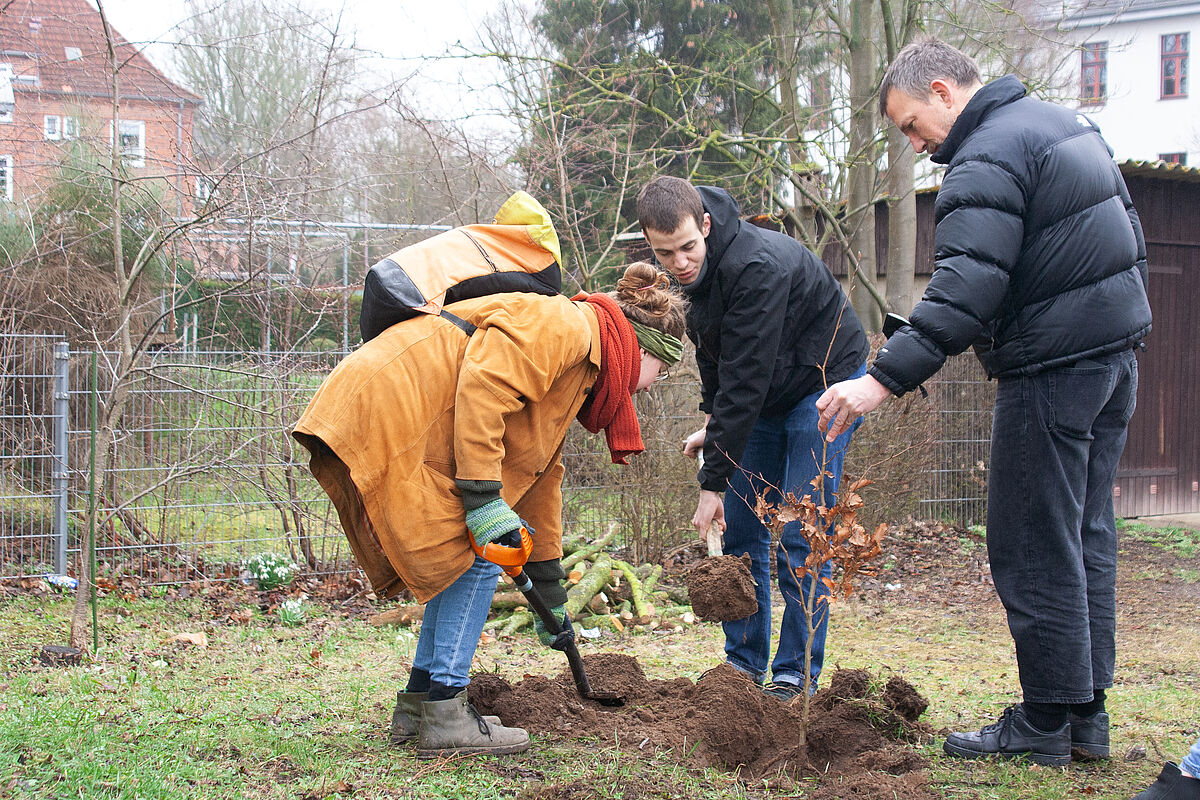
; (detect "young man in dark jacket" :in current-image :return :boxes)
[818,39,1152,767]
[637,176,869,698]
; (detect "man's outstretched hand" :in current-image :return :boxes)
[816,374,893,442]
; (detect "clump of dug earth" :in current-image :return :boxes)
[685,554,758,622]
[471,654,936,796]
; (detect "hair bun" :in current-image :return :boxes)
[607,262,687,340]
[615,262,668,299]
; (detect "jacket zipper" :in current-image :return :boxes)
[459,229,499,272]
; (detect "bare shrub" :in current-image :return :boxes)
[561,356,703,562]
[842,334,939,529]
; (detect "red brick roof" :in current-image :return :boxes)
[0,0,200,104]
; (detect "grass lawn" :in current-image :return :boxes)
[1,521,1197,799]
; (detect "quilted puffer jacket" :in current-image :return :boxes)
[870,75,1151,395]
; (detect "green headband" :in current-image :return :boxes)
[630,320,683,366]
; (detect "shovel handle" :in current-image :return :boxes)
[508,567,563,636]
[706,522,723,557]
[470,525,534,568]
[509,567,603,700]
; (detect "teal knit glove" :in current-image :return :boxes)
[533,605,568,647]
[464,498,522,549]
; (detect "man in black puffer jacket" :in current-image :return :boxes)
[638,176,869,699]
[818,39,1151,767]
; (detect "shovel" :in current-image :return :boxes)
[472,527,625,707]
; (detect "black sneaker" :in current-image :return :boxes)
[1070,710,1110,760]
[1132,762,1200,800]
[943,704,1071,767]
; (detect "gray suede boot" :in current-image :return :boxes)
[389,691,500,745]
[415,690,529,758]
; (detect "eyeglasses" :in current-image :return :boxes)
[654,367,672,383]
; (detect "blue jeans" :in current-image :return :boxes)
[1183,735,1200,777]
[987,349,1137,704]
[412,556,501,688]
[721,364,866,687]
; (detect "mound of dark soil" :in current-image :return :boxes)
[685,555,758,621]
[470,656,935,794]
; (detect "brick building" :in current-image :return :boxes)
[0,0,200,203]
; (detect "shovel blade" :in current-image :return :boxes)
[512,566,627,707]
[587,691,624,707]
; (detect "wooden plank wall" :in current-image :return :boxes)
[1113,175,1200,517]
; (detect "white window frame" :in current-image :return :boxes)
[44,114,61,140]
[62,116,78,139]
[111,119,146,167]
[0,64,13,124]
[0,155,13,201]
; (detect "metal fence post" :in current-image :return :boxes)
[342,241,350,354]
[52,341,70,575]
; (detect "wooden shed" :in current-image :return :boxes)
[1111,161,1200,516]
[870,161,1200,517]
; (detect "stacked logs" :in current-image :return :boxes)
[483,523,697,637]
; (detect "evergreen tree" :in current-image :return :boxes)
[517,0,792,286]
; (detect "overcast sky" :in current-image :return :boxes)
[96,0,519,128]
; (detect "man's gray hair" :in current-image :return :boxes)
[878,37,982,117]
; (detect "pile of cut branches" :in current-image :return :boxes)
[484,523,696,638]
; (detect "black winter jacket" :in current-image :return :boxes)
[870,75,1151,395]
[688,187,869,492]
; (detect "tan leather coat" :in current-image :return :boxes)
[293,293,600,603]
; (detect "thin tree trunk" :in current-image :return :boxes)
[880,0,922,318]
[69,0,147,649]
[885,126,916,316]
[765,0,816,243]
[846,0,882,331]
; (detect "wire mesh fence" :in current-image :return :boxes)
[918,355,995,526]
[70,348,353,584]
[1,332,995,584]
[561,375,705,564]
[0,334,69,576]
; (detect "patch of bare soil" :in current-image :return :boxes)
[853,520,996,609]
[850,520,1200,622]
[686,554,757,622]
[1117,539,1200,611]
[471,656,935,796]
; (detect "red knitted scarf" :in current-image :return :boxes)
[573,292,644,464]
